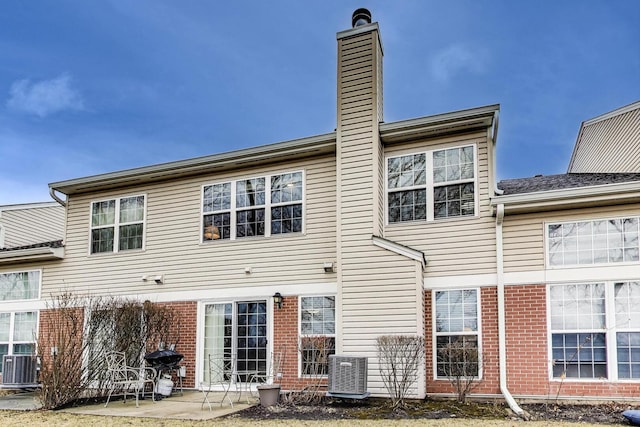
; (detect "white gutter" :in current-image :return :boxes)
[491,180,640,210]
[495,204,526,418]
[49,188,67,207]
[0,246,64,263]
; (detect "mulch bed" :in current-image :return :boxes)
[225,397,636,425]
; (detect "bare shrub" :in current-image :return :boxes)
[376,335,425,410]
[280,335,333,405]
[37,292,94,409]
[437,338,481,403]
[37,293,177,409]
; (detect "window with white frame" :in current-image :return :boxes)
[549,281,640,380]
[0,271,39,301]
[0,311,38,372]
[547,216,640,267]
[387,145,476,224]
[300,296,335,376]
[0,271,40,370]
[434,289,480,378]
[90,195,145,254]
[202,171,303,241]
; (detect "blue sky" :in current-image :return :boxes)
[1,0,638,205]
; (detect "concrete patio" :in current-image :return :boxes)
[0,389,257,420]
[61,390,257,420]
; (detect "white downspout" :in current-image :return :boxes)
[489,111,504,197]
[496,203,527,418]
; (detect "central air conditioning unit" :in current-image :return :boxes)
[327,355,370,399]
[2,355,38,387]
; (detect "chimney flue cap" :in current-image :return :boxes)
[352,8,372,27]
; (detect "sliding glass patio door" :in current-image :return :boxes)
[202,300,268,383]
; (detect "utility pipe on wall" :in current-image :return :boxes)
[495,203,527,418]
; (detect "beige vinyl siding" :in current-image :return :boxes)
[569,106,640,173]
[341,249,423,395]
[0,205,64,248]
[384,131,497,276]
[337,27,424,396]
[502,203,640,272]
[42,155,336,296]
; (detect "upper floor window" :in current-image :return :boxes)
[547,216,640,267]
[0,271,39,301]
[202,171,303,241]
[387,145,476,224]
[90,195,146,254]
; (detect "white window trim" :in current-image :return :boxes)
[544,215,640,270]
[201,170,306,242]
[298,295,336,378]
[385,144,479,225]
[546,281,640,383]
[432,287,483,381]
[87,194,147,255]
[0,310,39,357]
[195,298,275,388]
[0,269,41,302]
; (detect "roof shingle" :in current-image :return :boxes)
[497,173,640,195]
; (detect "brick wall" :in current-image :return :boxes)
[504,284,548,396]
[423,284,640,399]
[37,306,86,372]
[273,295,328,391]
[159,301,197,388]
[505,284,640,399]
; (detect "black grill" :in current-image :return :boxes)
[144,349,183,373]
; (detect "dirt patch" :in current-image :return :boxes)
[226,397,635,425]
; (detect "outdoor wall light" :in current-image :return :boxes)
[273,292,283,309]
[323,262,335,273]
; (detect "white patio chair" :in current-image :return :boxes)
[104,351,156,407]
[201,355,234,410]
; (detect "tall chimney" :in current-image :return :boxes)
[335,9,384,353]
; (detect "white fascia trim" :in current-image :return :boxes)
[49,132,336,195]
[423,273,497,289]
[491,181,640,213]
[0,299,47,312]
[0,246,64,263]
[372,235,426,268]
[112,283,338,304]
[503,265,640,286]
[583,100,640,126]
[379,105,498,144]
